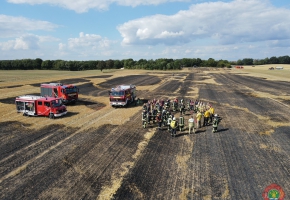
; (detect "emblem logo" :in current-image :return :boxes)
[262,183,285,200]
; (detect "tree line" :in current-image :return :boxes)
[0,55,289,71]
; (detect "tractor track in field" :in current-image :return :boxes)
[0,70,289,199]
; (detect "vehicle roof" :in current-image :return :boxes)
[111,84,135,91]
[41,83,76,88]
[16,95,59,101]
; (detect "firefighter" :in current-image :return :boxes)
[212,114,222,133]
[142,110,147,128]
[172,101,176,112]
[188,115,195,134]
[167,115,172,131]
[156,112,163,130]
[160,99,164,108]
[187,101,191,111]
[172,98,178,112]
[162,109,167,126]
[178,116,184,131]
[165,99,170,110]
[209,106,215,123]
[196,111,202,129]
[180,98,184,105]
[170,117,178,137]
[155,101,160,111]
[165,109,171,119]
[152,108,158,123]
[143,103,147,111]
[194,99,199,113]
[146,101,150,113]
[203,109,211,126]
[147,110,152,124]
[158,103,163,112]
[179,102,185,115]
[190,100,194,111]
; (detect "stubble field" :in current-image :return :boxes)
[0,66,289,199]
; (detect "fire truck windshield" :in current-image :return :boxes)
[111,91,125,96]
[51,99,62,107]
[65,87,77,94]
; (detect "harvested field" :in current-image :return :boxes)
[0,68,289,199]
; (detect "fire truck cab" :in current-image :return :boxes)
[109,84,136,107]
[15,95,67,119]
[40,83,79,104]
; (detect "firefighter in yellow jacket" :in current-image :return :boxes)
[170,117,178,137]
[203,109,211,126]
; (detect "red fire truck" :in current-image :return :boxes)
[15,95,67,119]
[109,84,137,107]
[40,83,79,104]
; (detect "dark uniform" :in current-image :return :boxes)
[212,114,222,133]
[156,112,162,130]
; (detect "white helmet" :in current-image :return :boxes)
[214,114,218,117]
[173,117,176,120]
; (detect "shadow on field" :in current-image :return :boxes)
[64,112,79,118]
[74,99,106,111]
[194,130,206,134]
[136,98,149,105]
[0,84,23,89]
[217,128,229,133]
[175,132,191,137]
[83,75,112,79]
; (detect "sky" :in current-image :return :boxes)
[0,0,290,61]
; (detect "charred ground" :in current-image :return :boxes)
[0,69,289,199]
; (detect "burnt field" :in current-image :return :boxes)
[0,69,289,199]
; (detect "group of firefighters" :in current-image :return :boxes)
[141,98,222,137]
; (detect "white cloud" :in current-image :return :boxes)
[7,0,189,13]
[0,14,58,38]
[56,32,118,58]
[0,34,60,50]
[63,32,113,50]
[117,0,290,46]
[268,39,290,47]
[0,34,40,50]
[58,43,66,51]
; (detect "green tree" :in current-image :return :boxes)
[114,60,123,69]
[278,55,290,64]
[242,58,253,65]
[1,60,11,70]
[206,58,217,67]
[269,56,279,64]
[123,58,135,69]
[106,59,114,69]
[97,60,106,71]
[181,58,192,67]
[34,58,43,69]
[41,60,53,70]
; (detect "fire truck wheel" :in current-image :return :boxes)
[49,113,54,119]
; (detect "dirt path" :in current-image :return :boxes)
[0,69,289,199]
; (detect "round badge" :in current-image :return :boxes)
[262,183,285,200]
